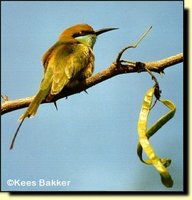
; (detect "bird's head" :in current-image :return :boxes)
[59,24,118,48]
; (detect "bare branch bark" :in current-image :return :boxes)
[1,53,183,115]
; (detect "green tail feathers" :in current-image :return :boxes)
[10,89,48,150]
[19,90,47,121]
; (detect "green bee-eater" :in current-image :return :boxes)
[10,24,117,149]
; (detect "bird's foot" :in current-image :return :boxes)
[53,101,58,111]
[84,90,88,94]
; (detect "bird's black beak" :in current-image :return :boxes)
[95,28,118,36]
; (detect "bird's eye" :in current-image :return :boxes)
[73,31,84,38]
[73,30,93,38]
[79,31,86,36]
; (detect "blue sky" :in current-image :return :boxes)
[1,1,183,191]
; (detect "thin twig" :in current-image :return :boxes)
[116,26,152,62]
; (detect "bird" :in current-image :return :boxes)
[10,23,118,149]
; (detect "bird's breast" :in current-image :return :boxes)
[78,46,95,80]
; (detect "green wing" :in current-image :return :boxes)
[50,43,91,96]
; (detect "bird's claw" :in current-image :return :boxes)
[53,101,58,111]
[84,90,88,94]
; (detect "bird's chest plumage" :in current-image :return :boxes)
[42,42,95,100]
[67,44,95,81]
[77,46,95,80]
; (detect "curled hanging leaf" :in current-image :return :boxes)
[137,87,176,188]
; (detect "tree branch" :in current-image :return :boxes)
[1,53,183,115]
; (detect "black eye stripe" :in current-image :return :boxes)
[73,30,94,38]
